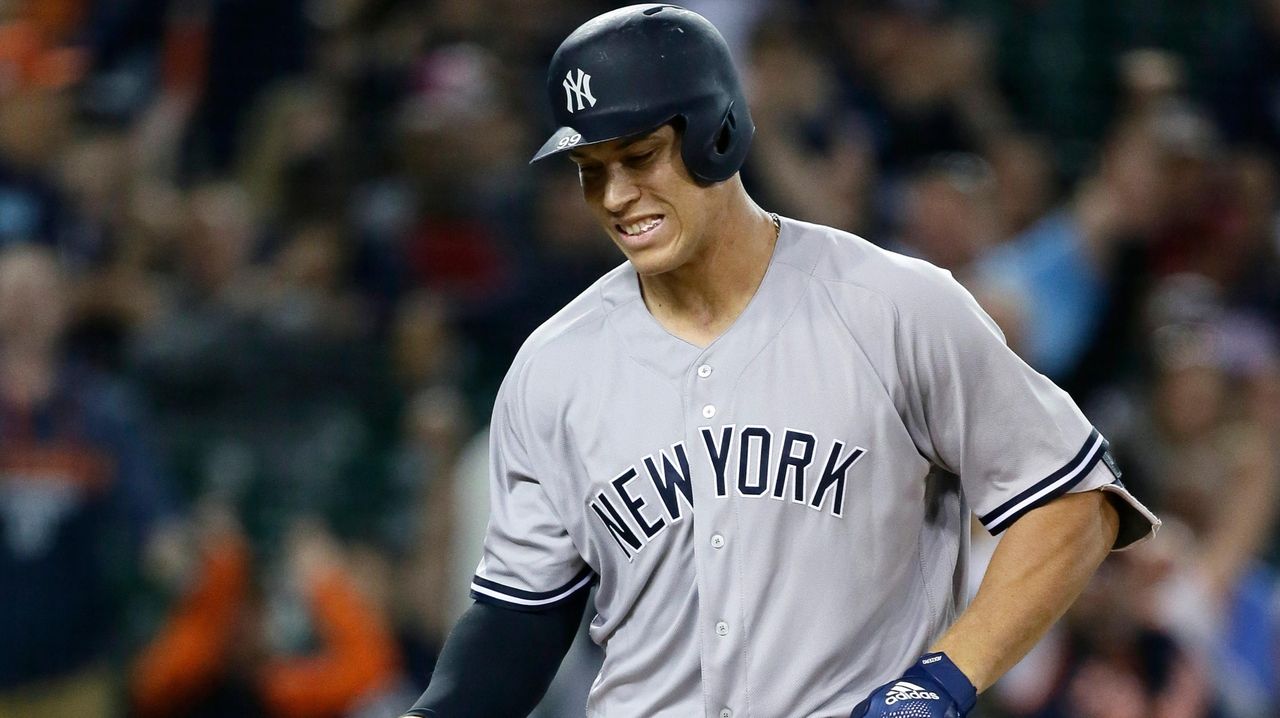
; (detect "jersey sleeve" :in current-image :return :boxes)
[894,265,1158,548]
[469,375,595,612]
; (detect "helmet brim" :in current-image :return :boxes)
[530,126,594,163]
[529,113,683,164]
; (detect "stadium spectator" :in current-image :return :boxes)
[131,510,403,718]
[0,245,176,717]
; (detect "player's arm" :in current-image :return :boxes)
[406,358,593,716]
[931,489,1119,692]
[401,590,589,717]
[851,490,1121,718]
[853,265,1157,718]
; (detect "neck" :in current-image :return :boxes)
[638,185,778,347]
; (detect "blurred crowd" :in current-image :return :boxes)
[0,0,1277,716]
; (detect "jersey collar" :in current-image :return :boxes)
[600,216,816,387]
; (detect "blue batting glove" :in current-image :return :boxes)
[849,652,977,718]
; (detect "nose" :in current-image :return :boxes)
[601,166,641,215]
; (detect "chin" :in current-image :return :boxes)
[629,260,668,278]
[607,233,672,275]
[624,245,686,277]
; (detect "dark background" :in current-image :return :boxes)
[0,0,1277,716]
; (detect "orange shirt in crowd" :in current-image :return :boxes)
[132,540,400,718]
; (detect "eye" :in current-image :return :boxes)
[625,150,657,168]
[576,163,603,187]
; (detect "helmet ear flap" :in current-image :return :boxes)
[681,100,754,184]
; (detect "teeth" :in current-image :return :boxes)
[621,217,662,236]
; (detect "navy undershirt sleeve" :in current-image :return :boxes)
[401,589,589,717]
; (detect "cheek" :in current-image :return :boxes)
[579,186,610,222]
[578,177,600,204]
[666,192,704,233]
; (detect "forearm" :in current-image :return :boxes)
[403,592,588,717]
[932,490,1119,692]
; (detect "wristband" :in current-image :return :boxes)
[914,652,977,716]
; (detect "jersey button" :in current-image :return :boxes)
[710,534,725,549]
[715,621,729,636]
[702,404,716,419]
[719,710,732,718]
[697,364,713,378]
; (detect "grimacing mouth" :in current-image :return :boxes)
[617,215,665,236]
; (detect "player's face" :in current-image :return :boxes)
[569,125,719,276]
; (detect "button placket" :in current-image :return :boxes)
[688,352,743,714]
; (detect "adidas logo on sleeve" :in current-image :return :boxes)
[883,681,941,705]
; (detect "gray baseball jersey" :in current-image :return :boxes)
[470,217,1158,718]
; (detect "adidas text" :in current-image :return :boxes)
[885,682,941,705]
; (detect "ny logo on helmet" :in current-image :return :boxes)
[563,68,596,113]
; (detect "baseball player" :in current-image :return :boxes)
[402,5,1159,717]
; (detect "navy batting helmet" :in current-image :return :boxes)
[530,4,754,184]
